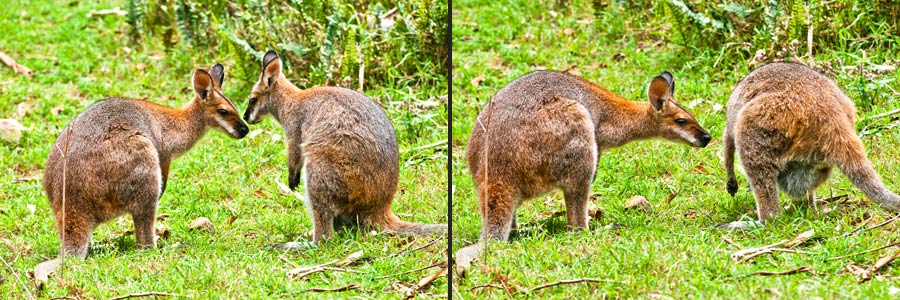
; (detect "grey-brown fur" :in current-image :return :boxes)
[723,62,900,226]
[42,64,248,259]
[243,51,446,244]
[466,70,711,242]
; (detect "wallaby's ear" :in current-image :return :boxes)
[648,73,673,111]
[262,50,281,87]
[209,64,225,88]
[192,69,213,100]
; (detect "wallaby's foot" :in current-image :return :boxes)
[454,243,482,269]
[716,220,763,230]
[271,241,316,251]
[34,258,62,282]
[727,177,738,196]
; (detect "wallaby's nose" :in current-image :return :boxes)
[698,132,712,147]
[237,123,249,138]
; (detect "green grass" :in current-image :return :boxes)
[452,0,900,298]
[0,1,447,298]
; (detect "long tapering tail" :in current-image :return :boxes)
[374,211,447,236]
[837,141,900,212]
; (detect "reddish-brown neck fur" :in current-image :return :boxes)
[266,76,303,124]
[153,97,208,157]
[587,85,659,151]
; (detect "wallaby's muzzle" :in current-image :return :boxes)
[698,130,712,147]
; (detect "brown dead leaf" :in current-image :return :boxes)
[563,28,575,36]
[16,102,34,117]
[0,119,26,142]
[225,214,238,225]
[471,74,485,87]
[51,104,64,116]
[189,217,213,231]
[136,63,146,71]
[624,195,650,211]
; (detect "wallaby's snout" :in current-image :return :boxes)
[236,122,249,138]
[697,129,712,148]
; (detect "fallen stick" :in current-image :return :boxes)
[1,255,34,300]
[749,266,813,276]
[402,139,449,153]
[378,261,444,279]
[0,50,33,78]
[859,249,900,283]
[530,278,619,292]
[390,239,438,258]
[469,284,505,292]
[307,284,360,292]
[863,108,900,122]
[827,241,900,261]
[286,251,363,279]
[403,267,448,300]
[109,292,177,300]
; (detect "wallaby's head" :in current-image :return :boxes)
[244,50,282,124]
[193,64,249,139]
[647,71,711,148]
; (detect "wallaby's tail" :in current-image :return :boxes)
[372,211,447,236]
[724,126,738,196]
[836,141,900,212]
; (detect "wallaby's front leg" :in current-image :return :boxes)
[287,140,305,191]
[724,130,738,196]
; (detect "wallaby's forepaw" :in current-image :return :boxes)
[288,170,301,191]
[716,220,763,230]
[270,241,315,251]
[726,178,738,196]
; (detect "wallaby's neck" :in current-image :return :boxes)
[268,76,303,125]
[157,98,208,158]
[595,98,658,150]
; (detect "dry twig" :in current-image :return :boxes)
[109,292,177,300]
[307,284,361,292]
[403,267,448,300]
[749,266,813,276]
[827,241,900,261]
[0,50,33,77]
[378,261,444,279]
[530,278,618,292]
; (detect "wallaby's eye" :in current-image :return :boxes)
[249,97,258,105]
[217,109,229,116]
[675,118,688,125]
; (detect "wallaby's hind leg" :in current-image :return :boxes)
[746,162,782,223]
[479,182,518,241]
[58,211,92,258]
[304,161,340,244]
[132,209,157,249]
[562,182,591,231]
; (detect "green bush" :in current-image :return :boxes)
[126,0,448,90]
[595,0,899,63]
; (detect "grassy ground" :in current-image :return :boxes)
[452,0,900,298]
[0,1,447,299]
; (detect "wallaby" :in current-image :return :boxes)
[721,62,900,229]
[35,64,248,279]
[456,70,710,266]
[243,51,447,244]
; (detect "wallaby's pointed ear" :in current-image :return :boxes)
[648,74,672,111]
[192,69,213,100]
[209,64,225,88]
[660,71,675,93]
[262,50,281,87]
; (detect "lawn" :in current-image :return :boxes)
[451,0,900,298]
[0,0,448,299]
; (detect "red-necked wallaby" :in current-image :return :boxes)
[721,62,900,229]
[464,70,709,245]
[36,64,248,279]
[243,51,446,244]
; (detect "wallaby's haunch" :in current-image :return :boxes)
[243,51,446,244]
[721,62,900,229]
[467,70,710,242]
[36,65,248,278]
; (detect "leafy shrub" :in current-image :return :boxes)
[126,0,448,90]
